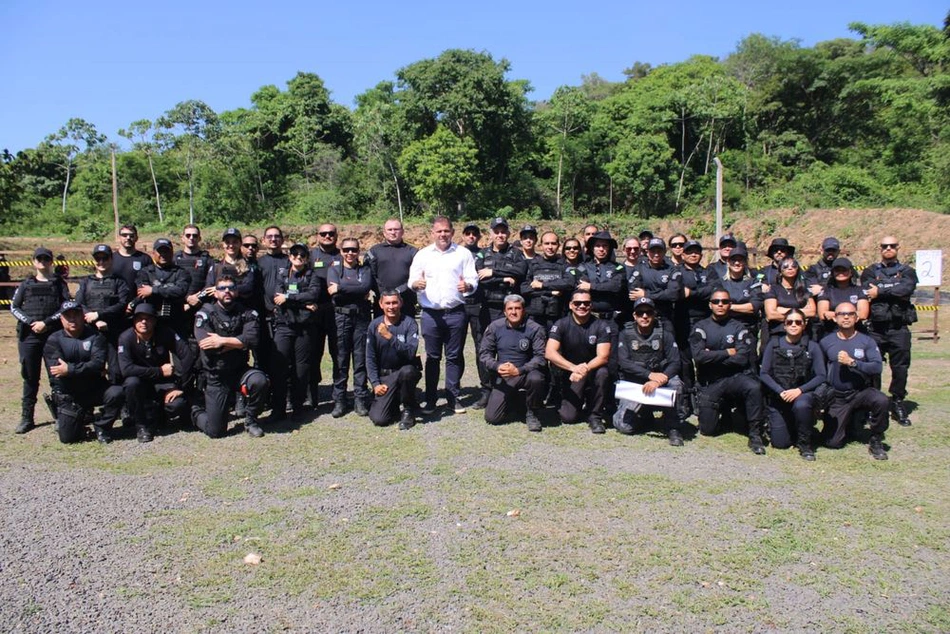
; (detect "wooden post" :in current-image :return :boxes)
[934,287,940,343]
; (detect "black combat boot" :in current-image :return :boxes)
[354,398,370,417]
[245,414,264,438]
[587,415,606,435]
[526,409,543,432]
[331,401,347,418]
[668,424,685,447]
[798,444,816,461]
[472,390,490,410]
[748,422,767,455]
[16,402,36,434]
[868,434,888,461]
[398,407,416,431]
[891,398,911,427]
[136,425,154,443]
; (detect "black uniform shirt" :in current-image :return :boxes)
[258,252,290,313]
[174,249,212,296]
[548,315,612,365]
[616,321,681,382]
[43,326,107,393]
[366,242,418,295]
[194,301,260,372]
[475,244,528,304]
[479,317,547,375]
[676,263,713,324]
[576,259,625,314]
[328,261,373,308]
[819,331,883,392]
[75,274,132,333]
[521,255,575,316]
[365,314,420,386]
[689,316,756,384]
[112,250,153,291]
[117,324,195,387]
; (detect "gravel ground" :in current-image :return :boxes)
[1,338,949,633]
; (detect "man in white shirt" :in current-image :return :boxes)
[408,216,479,415]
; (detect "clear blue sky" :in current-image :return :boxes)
[1,0,944,153]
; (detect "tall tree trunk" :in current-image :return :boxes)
[111,148,119,233]
[61,161,71,214]
[146,151,163,223]
[388,160,404,222]
[556,148,564,219]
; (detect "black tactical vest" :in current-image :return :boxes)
[624,322,665,372]
[771,342,813,390]
[20,276,64,320]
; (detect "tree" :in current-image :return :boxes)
[157,100,219,223]
[119,119,164,223]
[42,118,105,213]
[398,126,477,213]
[536,86,594,217]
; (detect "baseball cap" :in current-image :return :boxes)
[133,303,157,317]
[633,297,656,312]
[719,234,737,247]
[92,244,113,257]
[729,242,749,259]
[222,228,242,240]
[33,247,53,259]
[647,238,667,250]
[520,225,538,236]
[462,223,481,234]
[153,238,173,251]
[638,229,654,240]
[831,257,853,270]
[59,300,82,313]
[490,217,509,230]
[289,243,309,257]
[822,237,841,251]
[683,240,703,252]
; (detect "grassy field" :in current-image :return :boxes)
[1,316,948,632]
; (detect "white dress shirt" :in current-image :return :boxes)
[408,243,478,310]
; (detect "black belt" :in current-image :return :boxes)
[422,305,464,314]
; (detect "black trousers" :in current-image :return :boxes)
[333,308,370,402]
[823,387,889,448]
[18,330,50,413]
[696,374,765,437]
[484,370,545,424]
[272,322,314,413]
[56,382,124,443]
[369,365,421,426]
[558,366,609,423]
[869,324,911,399]
[194,370,268,438]
[465,306,491,392]
[766,393,816,449]
[122,376,190,430]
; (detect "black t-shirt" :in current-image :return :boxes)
[548,315,612,364]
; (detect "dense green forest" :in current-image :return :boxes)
[1,19,948,238]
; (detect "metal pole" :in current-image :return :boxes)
[713,157,723,243]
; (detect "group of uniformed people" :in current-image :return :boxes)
[11,217,918,460]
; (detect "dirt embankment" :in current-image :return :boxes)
[2,208,948,285]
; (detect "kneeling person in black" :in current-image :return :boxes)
[545,290,611,433]
[690,289,768,455]
[118,303,196,442]
[615,297,689,446]
[479,294,548,431]
[43,301,123,444]
[192,276,268,438]
[819,302,890,460]
[366,290,422,429]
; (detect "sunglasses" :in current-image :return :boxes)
[669,242,686,248]
[710,298,732,305]
[184,233,199,239]
[242,243,259,249]
[564,246,580,250]
[835,311,857,317]
[35,255,52,263]
[341,247,359,253]
[634,310,654,317]
[784,319,804,325]
[625,246,640,251]
[571,300,591,307]
[880,243,898,250]
[94,256,111,262]
[216,285,236,292]
[781,264,799,270]
[319,231,337,237]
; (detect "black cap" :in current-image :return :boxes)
[647,238,667,250]
[684,240,703,252]
[822,237,841,251]
[520,225,538,237]
[730,242,749,259]
[288,243,309,257]
[33,247,53,259]
[638,229,654,240]
[133,303,157,317]
[153,238,173,251]
[767,238,796,258]
[462,223,481,234]
[831,257,853,270]
[586,231,618,251]
[490,217,509,230]
[59,300,82,313]
[719,234,737,247]
[222,228,242,240]
[92,244,112,257]
[633,297,656,312]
